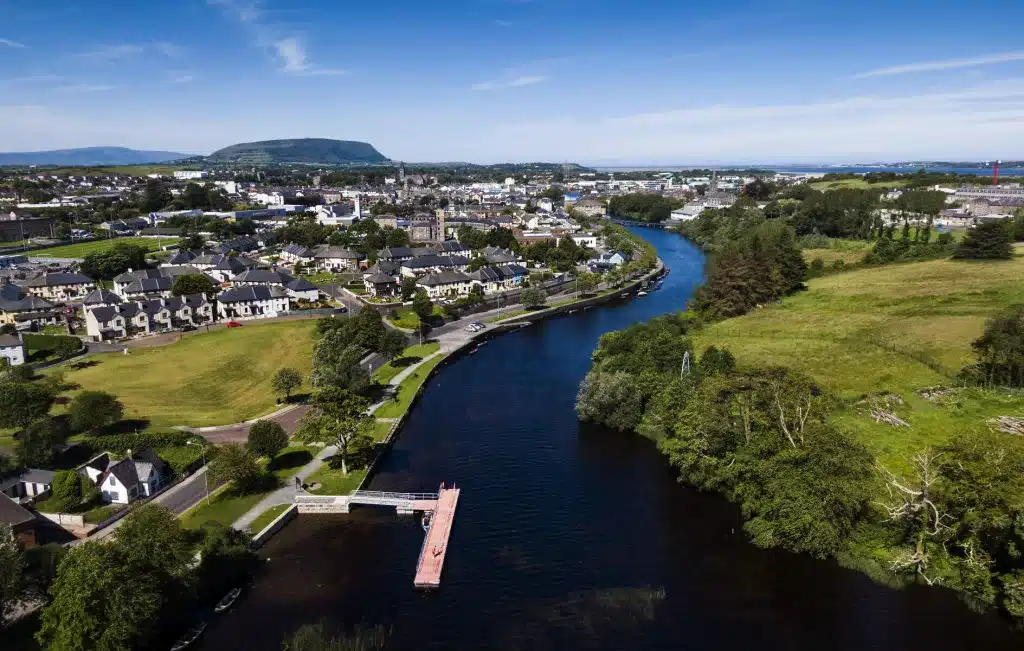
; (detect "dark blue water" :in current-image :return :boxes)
[199,228,1024,650]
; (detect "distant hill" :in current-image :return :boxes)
[206,138,388,165]
[0,146,191,167]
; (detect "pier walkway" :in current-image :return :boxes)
[414,485,461,589]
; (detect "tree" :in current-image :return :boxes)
[379,329,407,362]
[248,420,288,459]
[38,542,163,651]
[181,231,206,251]
[68,391,124,433]
[0,323,16,336]
[171,273,216,297]
[50,470,97,513]
[964,305,1024,387]
[400,276,418,301]
[272,367,303,402]
[411,289,433,326]
[116,505,194,580]
[576,271,599,296]
[195,523,257,602]
[79,243,148,280]
[53,337,80,359]
[0,523,23,626]
[16,417,70,467]
[954,221,1014,260]
[299,388,372,475]
[519,287,547,308]
[284,620,390,651]
[0,382,55,429]
[208,443,265,494]
[311,336,368,393]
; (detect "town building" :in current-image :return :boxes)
[416,270,474,298]
[312,246,363,272]
[84,294,214,341]
[216,285,291,319]
[24,272,96,301]
[0,280,59,328]
[0,493,37,546]
[79,449,168,505]
[0,333,26,366]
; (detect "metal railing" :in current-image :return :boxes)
[350,490,438,502]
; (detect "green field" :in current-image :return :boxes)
[373,353,447,419]
[59,320,316,428]
[249,504,290,533]
[692,256,1024,468]
[371,342,440,384]
[36,237,179,259]
[809,178,908,190]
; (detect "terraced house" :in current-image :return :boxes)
[0,280,60,329]
[113,266,217,299]
[84,294,214,341]
[23,272,95,301]
[216,285,291,319]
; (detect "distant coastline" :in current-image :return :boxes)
[593,164,1024,176]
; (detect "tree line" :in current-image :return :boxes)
[575,315,1024,623]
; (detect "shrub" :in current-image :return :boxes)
[21,333,80,353]
[248,420,288,459]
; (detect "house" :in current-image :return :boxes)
[81,449,168,505]
[24,272,96,301]
[285,278,320,302]
[573,198,606,217]
[400,254,470,277]
[217,285,291,319]
[0,333,26,366]
[315,204,357,227]
[190,252,261,282]
[0,468,55,503]
[82,288,123,309]
[100,217,148,233]
[0,493,37,546]
[363,272,399,297]
[362,260,401,278]
[479,246,519,265]
[313,246,363,272]
[112,266,213,298]
[229,269,320,302]
[589,251,628,271]
[0,281,59,328]
[467,264,529,294]
[84,294,214,341]
[279,244,316,265]
[212,235,260,254]
[416,270,474,299]
[571,233,599,249]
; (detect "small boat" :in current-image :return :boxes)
[620,293,629,298]
[170,623,207,651]
[637,291,648,296]
[214,587,242,614]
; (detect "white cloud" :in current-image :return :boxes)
[0,38,26,48]
[472,75,547,91]
[210,1,342,76]
[854,51,1024,78]
[171,75,194,84]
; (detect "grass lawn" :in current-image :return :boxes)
[58,320,316,428]
[180,446,314,529]
[374,353,447,419]
[809,178,908,190]
[301,272,356,285]
[692,255,1024,471]
[38,237,179,259]
[373,419,395,440]
[249,504,291,533]
[387,306,444,329]
[802,238,874,265]
[371,342,440,384]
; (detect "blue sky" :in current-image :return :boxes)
[2,0,1024,164]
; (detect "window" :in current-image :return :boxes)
[109,476,116,486]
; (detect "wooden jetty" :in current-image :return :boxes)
[413,484,460,589]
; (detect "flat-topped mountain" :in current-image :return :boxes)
[206,138,388,165]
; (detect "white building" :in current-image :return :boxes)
[217,285,291,319]
[572,233,599,248]
[0,334,26,366]
[173,170,207,180]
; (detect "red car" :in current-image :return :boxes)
[226,321,243,328]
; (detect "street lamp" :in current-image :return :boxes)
[187,438,210,505]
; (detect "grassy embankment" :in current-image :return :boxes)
[178,445,317,529]
[809,178,908,190]
[801,230,968,266]
[58,320,316,428]
[304,348,449,495]
[691,255,1024,472]
[387,306,444,329]
[370,342,440,384]
[249,504,290,533]
[36,237,179,258]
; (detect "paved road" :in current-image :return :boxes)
[88,467,216,541]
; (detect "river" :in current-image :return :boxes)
[197,228,1024,651]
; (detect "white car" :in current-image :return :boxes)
[466,324,479,332]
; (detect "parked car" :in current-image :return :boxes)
[226,321,243,328]
[334,306,348,314]
[181,324,197,332]
[465,325,478,332]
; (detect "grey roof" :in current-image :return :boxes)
[0,293,55,314]
[468,264,528,283]
[378,247,412,260]
[212,255,258,273]
[0,493,34,528]
[25,272,94,287]
[365,272,398,284]
[105,458,140,488]
[283,244,315,258]
[231,269,294,284]
[83,288,123,305]
[402,254,469,270]
[436,240,471,253]
[165,250,198,265]
[0,334,22,347]
[484,251,518,265]
[131,449,166,483]
[217,285,289,302]
[19,468,55,485]
[364,261,399,276]
[113,268,165,283]
[285,278,318,291]
[124,277,174,294]
[417,270,472,287]
[313,246,362,260]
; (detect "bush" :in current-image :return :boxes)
[248,420,288,459]
[80,431,195,455]
[68,391,124,433]
[21,333,80,353]
[954,221,1014,260]
[50,470,98,513]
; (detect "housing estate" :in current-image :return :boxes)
[84,294,214,341]
[23,272,95,301]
